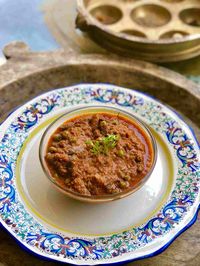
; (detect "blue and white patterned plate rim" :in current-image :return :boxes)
[0,83,199,265]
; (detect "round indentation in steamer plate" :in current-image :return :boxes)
[121,29,147,38]
[160,0,184,3]
[180,8,200,27]
[131,4,171,27]
[160,30,189,39]
[90,5,123,25]
[120,0,140,2]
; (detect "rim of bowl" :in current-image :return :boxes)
[39,105,157,203]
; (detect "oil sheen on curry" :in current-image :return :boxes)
[45,113,154,196]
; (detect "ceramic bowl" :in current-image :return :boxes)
[39,105,157,203]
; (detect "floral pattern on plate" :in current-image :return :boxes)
[0,84,199,263]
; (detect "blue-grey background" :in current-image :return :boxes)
[0,0,59,57]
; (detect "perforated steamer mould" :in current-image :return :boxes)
[76,0,200,62]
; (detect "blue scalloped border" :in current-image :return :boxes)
[0,83,199,265]
[0,205,199,265]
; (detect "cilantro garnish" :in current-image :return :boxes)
[85,134,120,155]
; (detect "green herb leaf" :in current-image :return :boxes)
[92,141,101,155]
[85,134,120,155]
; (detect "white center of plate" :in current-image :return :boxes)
[18,122,174,236]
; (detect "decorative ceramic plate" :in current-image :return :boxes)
[0,84,199,265]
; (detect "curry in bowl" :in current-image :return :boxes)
[41,107,156,200]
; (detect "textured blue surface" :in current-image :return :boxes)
[0,0,59,57]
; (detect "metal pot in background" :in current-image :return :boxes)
[76,0,200,62]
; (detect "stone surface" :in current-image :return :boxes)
[0,42,199,127]
[0,42,199,266]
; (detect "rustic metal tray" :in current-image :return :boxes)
[0,41,199,266]
[76,0,200,62]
